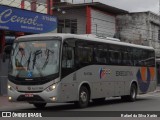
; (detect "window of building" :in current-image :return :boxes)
[58,19,77,34]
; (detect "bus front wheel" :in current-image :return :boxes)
[33,103,47,108]
[75,86,89,108]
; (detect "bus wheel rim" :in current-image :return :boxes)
[80,91,87,102]
[132,88,136,99]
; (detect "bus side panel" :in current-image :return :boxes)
[60,74,78,102]
[113,66,134,96]
[136,67,157,94]
[92,81,114,98]
[60,65,157,102]
[147,67,157,92]
[76,65,115,99]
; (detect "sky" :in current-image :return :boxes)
[0,0,159,14]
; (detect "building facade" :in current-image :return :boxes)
[117,12,160,57]
[53,2,128,37]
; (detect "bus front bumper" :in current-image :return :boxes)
[8,85,61,103]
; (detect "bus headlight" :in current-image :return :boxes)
[8,85,14,91]
[46,84,56,92]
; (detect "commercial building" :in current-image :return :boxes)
[53,2,128,36]
[0,4,57,53]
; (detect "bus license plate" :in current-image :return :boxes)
[25,94,33,97]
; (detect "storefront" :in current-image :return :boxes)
[0,4,57,53]
[0,4,57,95]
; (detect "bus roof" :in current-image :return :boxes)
[17,33,154,50]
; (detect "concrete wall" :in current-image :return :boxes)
[149,12,160,56]
[117,13,149,44]
[91,8,116,37]
[117,12,160,57]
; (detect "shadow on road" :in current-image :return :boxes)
[17,97,150,111]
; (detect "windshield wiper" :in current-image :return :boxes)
[32,50,42,69]
[42,49,54,69]
[27,51,32,70]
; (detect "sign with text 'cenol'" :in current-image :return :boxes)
[0,5,57,33]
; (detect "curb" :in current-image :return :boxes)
[154,90,160,93]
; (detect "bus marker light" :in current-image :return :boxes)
[50,97,56,101]
[8,97,12,100]
[8,85,11,89]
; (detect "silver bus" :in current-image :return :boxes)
[6,33,156,108]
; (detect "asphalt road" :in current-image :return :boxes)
[1,92,160,112]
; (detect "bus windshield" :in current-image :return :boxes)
[9,39,61,78]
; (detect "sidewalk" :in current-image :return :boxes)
[154,85,160,92]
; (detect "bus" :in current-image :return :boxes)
[6,33,156,108]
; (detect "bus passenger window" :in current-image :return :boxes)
[76,43,93,67]
[62,47,74,68]
[93,44,108,65]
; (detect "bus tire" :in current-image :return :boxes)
[33,103,46,108]
[123,83,137,102]
[92,98,105,103]
[76,86,89,108]
[126,83,137,102]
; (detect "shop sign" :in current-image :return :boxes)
[0,5,57,33]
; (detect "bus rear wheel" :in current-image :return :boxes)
[75,86,89,108]
[129,83,137,102]
[33,103,46,108]
[121,83,137,102]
